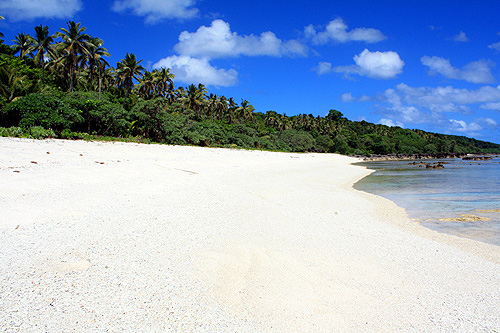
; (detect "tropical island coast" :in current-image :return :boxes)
[1,137,499,331]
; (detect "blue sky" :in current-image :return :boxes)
[1,0,500,143]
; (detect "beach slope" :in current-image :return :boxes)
[0,137,499,331]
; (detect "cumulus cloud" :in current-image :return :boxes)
[378,118,404,127]
[153,55,237,87]
[333,49,404,79]
[174,19,307,59]
[449,119,483,134]
[305,18,386,45]
[112,0,198,22]
[421,56,495,84]
[0,0,82,21]
[453,31,469,42]
[445,118,496,136]
[374,83,500,137]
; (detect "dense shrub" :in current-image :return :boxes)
[64,91,131,136]
[278,129,315,152]
[2,92,83,132]
[0,126,24,137]
[28,126,55,139]
[187,122,228,146]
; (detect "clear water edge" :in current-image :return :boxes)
[353,157,500,246]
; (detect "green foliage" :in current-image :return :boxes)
[64,91,131,136]
[278,129,315,152]
[0,22,499,154]
[424,143,438,154]
[187,122,228,146]
[0,43,14,56]
[60,128,81,139]
[0,126,24,137]
[2,91,83,131]
[28,126,55,139]
[326,109,344,122]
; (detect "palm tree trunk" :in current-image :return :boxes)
[122,86,131,108]
[41,55,45,86]
[70,66,75,93]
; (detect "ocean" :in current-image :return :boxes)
[354,157,500,246]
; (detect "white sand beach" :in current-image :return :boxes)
[1,137,499,331]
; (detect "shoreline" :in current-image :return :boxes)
[1,137,499,331]
[357,153,500,161]
[354,157,500,250]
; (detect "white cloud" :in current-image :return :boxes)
[449,119,482,133]
[393,83,500,107]
[391,105,427,123]
[374,83,500,137]
[480,102,500,110]
[153,55,237,87]
[488,42,500,51]
[112,0,198,22]
[341,92,371,102]
[174,19,307,59]
[341,92,355,102]
[481,117,498,127]
[305,18,386,45]
[334,49,404,79]
[0,0,82,21]
[421,56,495,84]
[378,118,404,127]
[445,118,496,136]
[315,62,332,75]
[453,31,469,42]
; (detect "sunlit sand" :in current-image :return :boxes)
[1,137,499,331]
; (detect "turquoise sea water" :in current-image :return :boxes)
[354,157,500,246]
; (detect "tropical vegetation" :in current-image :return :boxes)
[1,21,500,155]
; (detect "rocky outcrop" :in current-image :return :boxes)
[462,156,493,161]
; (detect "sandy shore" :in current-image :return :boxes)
[1,137,499,331]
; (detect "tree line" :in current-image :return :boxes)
[1,20,500,155]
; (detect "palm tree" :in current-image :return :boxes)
[99,66,115,97]
[93,59,112,100]
[227,97,238,123]
[265,110,281,128]
[86,37,110,90]
[56,21,91,92]
[12,33,33,64]
[30,25,55,86]
[87,37,110,89]
[216,95,228,120]
[154,67,175,98]
[175,86,186,100]
[207,94,216,116]
[183,84,207,118]
[0,64,29,102]
[235,99,255,122]
[164,82,175,103]
[137,70,156,100]
[116,52,144,107]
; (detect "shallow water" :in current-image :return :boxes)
[354,157,500,246]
